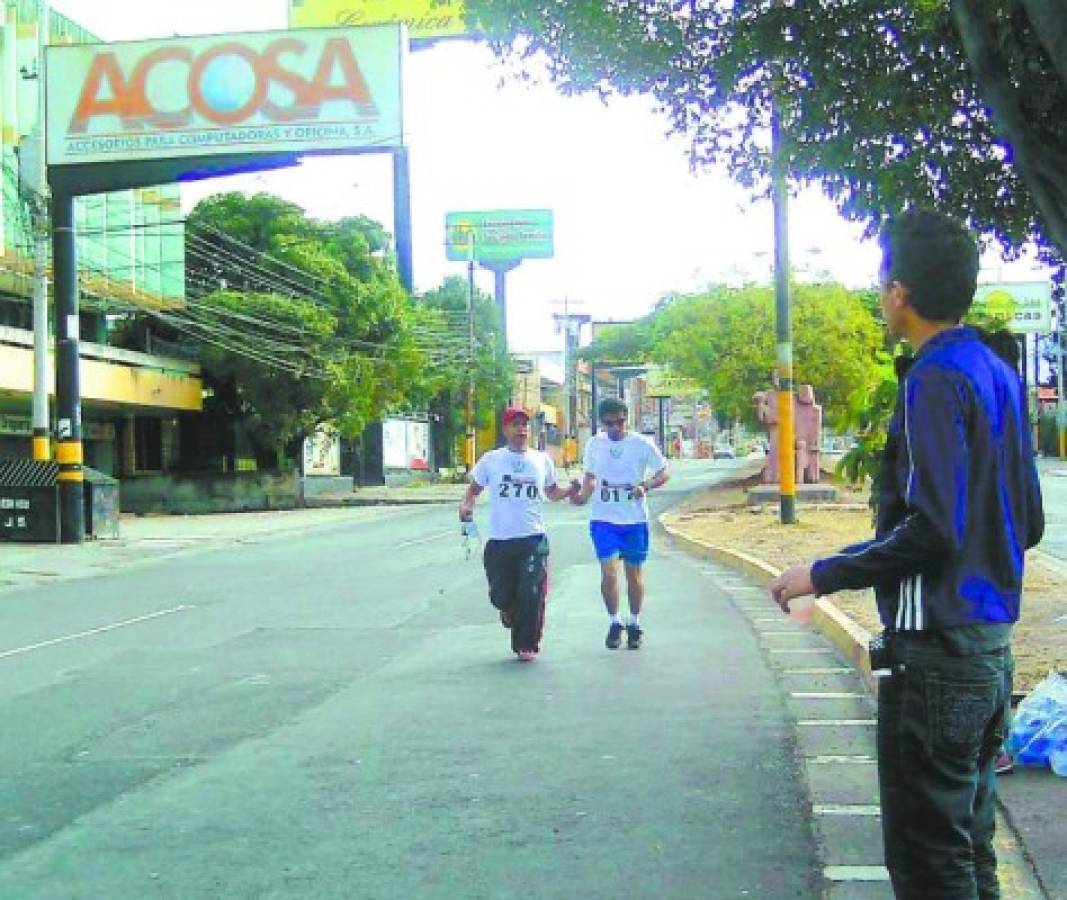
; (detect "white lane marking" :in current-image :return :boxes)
[0,605,195,660]
[798,719,876,727]
[809,755,876,765]
[824,866,891,882]
[395,530,457,549]
[791,692,869,699]
[814,804,882,816]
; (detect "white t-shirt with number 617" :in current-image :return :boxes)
[472,447,559,540]
[583,432,667,525]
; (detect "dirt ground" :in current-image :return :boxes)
[666,476,1065,693]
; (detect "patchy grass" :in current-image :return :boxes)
[666,481,1064,693]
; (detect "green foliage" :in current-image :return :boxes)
[183,193,433,465]
[1038,411,1060,457]
[582,282,886,427]
[835,360,900,498]
[468,0,1066,261]
[579,319,655,365]
[419,276,514,465]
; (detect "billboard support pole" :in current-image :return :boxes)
[52,190,84,543]
[392,147,414,293]
[465,236,476,470]
[480,260,520,357]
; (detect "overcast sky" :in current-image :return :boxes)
[51,0,1047,351]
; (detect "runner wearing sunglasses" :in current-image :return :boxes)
[571,398,670,649]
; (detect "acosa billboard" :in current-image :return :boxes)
[46,26,404,167]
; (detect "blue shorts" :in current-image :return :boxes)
[589,521,650,566]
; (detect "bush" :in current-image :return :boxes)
[1038,412,1060,456]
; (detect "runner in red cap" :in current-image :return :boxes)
[459,406,577,661]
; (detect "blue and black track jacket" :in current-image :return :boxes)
[811,327,1044,635]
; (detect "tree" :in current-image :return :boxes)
[581,281,886,427]
[192,291,337,468]
[951,0,1067,256]
[419,276,513,466]
[468,0,1066,262]
[171,193,435,467]
[660,283,886,426]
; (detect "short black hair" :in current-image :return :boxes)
[879,210,979,323]
[976,327,1020,368]
[598,397,628,420]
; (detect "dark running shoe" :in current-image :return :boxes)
[627,624,643,649]
[606,622,623,649]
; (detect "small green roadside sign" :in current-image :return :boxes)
[445,209,554,263]
[971,282,1053,334]
[646,367,703,398]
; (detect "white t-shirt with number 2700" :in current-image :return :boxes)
[583,432,667,525]
[472,447,558,540]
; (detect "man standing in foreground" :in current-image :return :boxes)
[459,407,576,661]
[771,210,1044,899]
[572,398,670,650]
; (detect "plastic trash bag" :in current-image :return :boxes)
[1006,672,1067,775]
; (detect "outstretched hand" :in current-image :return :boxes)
[769,564,816,613]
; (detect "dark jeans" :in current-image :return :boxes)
[877,636,1013,900]
[483,535,548,653]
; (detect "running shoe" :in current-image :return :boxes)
[995,751,1014,775]
[626,624,643,649]
[606,622,623,649]
[517,650,536,662]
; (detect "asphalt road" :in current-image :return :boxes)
[1036,464,1067,566]
[0,460,821,899]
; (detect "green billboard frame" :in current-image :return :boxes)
[445,209,554,263]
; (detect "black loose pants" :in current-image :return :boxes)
[483,534,548,653]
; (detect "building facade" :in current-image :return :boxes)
[0,0,201,477]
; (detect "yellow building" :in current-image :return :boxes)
[0,1,201,475]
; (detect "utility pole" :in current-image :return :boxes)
[30,0,51,462]
[1057,302,1066,458]
[551,299,589,461]
[771,95,797,525]
[465,232,476,472]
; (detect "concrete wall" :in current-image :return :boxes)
[121,472,300,515]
